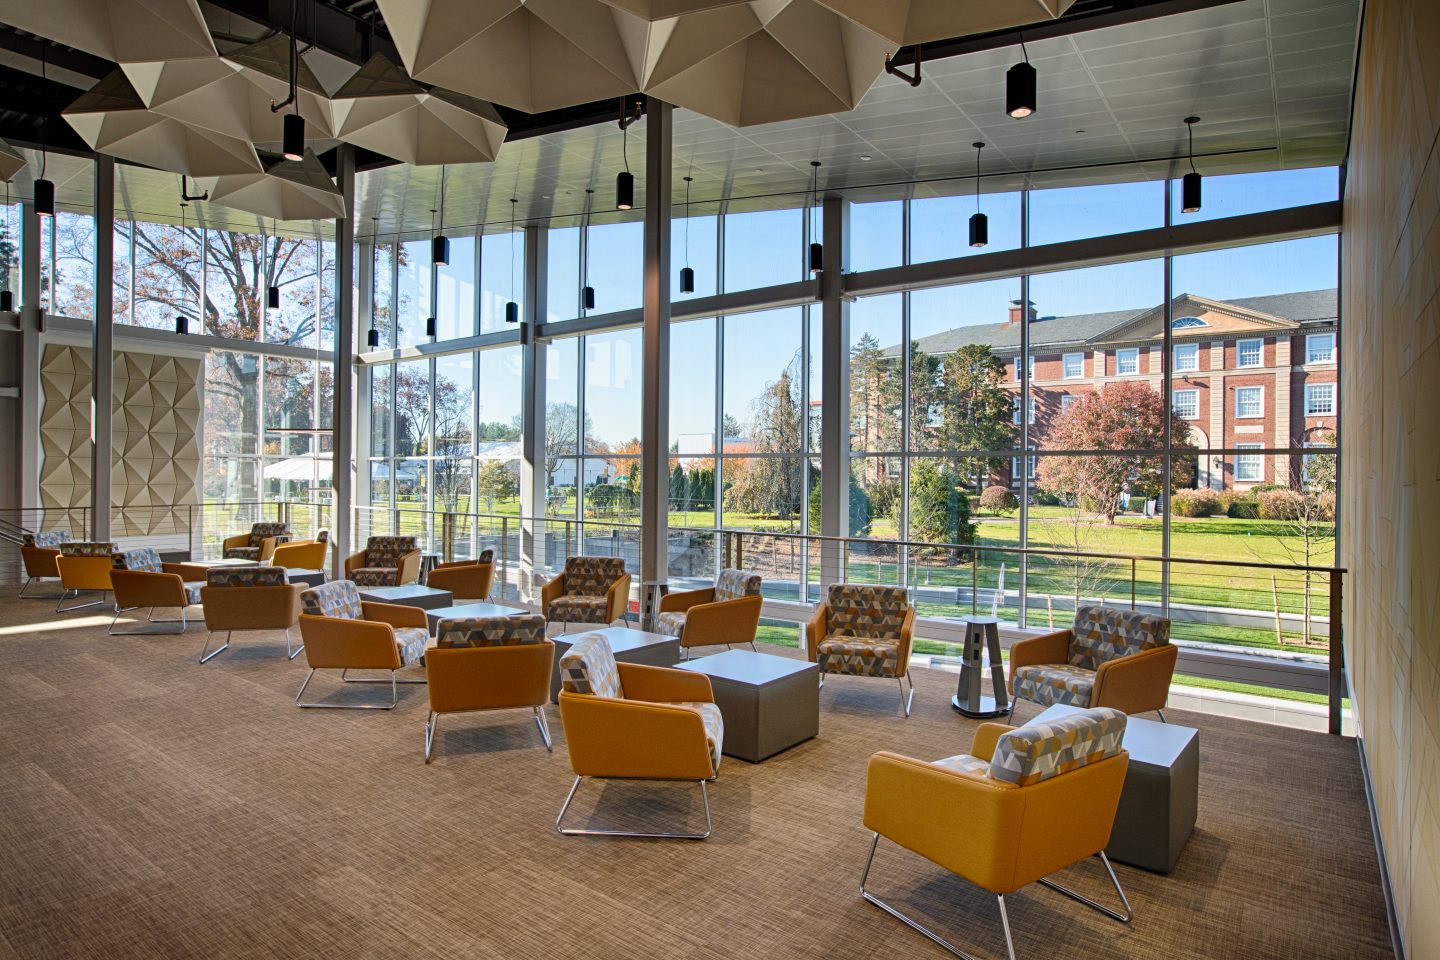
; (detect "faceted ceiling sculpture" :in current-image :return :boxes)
[330,55,508,166]
[814,0,1078,46]
[0,141,26,183]
[197,149,347,221]
[222,35,337,141]
[597,0,748,17]
[2,0,215,62]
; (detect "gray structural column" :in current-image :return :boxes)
[353,236,373,511]
[331,145,356,577]
[818,193,850,589]
[519,223,547,601]
[91,156,115,542]
[639,99,672,585]
[18,199,41,518]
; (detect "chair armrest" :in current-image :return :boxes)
[1092,644,1178,715]
[360,600,429,629]
[222,533,250,551]
[397,550,422,585]
[540,574,566,611]
[896,606,916,676]
[805,604,828,661]
[678,594,763,648]
[160,562,191,575]
[969,722,1017,763]
[617,662,714,703]
[434,558,486,571]
[344,550,367,576]
[257,537,281,562]
[298,615,402,670]
[1008,629,1073,690]
[558,693,715,779]
[864,751,1023,895]
[111,569,188,607]
[606,573,632,623]
[659,587,716,613]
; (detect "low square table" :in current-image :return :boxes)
[1034,703,1199,873]
[357,584,454,611]
[678,650,819,763]
[550,627,680,703]
[426,601,528,634]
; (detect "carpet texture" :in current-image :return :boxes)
[0,598,1393,959]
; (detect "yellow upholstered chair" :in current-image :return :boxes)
[19,530,70,597]
[343,534,421,587]
[221,521,289,562]
[1010,605,1176,721]
[295,579,430,709]
[862,708,1133,960]
[426,548,496,601]
[655,568,763,658]
[198,565,306,663]
[54,541,120,613]
[806,583,917,716]
[109,547,204,634]
[424,613,555,763]
[556,632,722,839]
[542,555,631,631]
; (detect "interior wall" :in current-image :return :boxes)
[1341,0,1440,956]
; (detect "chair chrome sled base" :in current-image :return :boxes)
[817,670,916,717]
[424,705,553,764]
[56,589,110,613]
[555,775,712,840]
[199,627,303,664]
[294,667,426,709]
[110,606,190,636]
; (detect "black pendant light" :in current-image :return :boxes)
[175,199,190,334]
[807,160,823,274]
[282,112,305,162]
[365,217,381,349]
[264,219,281,310]
[1181,116,1203,214]
[34,46,54,217]
[425,315,436,337]
[1,180,13,312]
[616,98,638,210]
[679,175,695,294]
[505,198,519,323]
[1006,32,1036,119]
[581,188,595,310]
[277,0,304,161]
[431,168,449,265]
[969,142,988,248]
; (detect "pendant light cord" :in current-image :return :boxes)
[38,46,47,178]
[683,176,692,267]
[975,143,982,212]
[1187,121,1198,175]
[1019,30,1029,65]
[509,198,517,301]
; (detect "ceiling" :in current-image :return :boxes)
[11,0,1359,238]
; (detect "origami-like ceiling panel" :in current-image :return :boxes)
[222,35,337,141]
[4,0,215,63]
[197,150,346,221]
[815,0,1078,47]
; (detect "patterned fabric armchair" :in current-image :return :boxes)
[806,584,917,716]
[222,522,290,561]
[1010,605,1176,720]
[344,535,422,587]
[555,632,722,839]
[423,613,555,763]
[294,579,430,709]
[108,547,204,634]
[655,568,763,657]
[862,708,1133,959]
[20,530,71,597]
[426,548,496,601]
[54,541,119,613]
[541,556,631,628]
[198,565,305,663]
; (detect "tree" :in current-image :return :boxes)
[908,460,975,552]
[476,459,519,512]
[1036,380,1194,524]
[543,401,594,487]
[935,344,1013,489]
[807,467,873,537]
[724,351,805,520]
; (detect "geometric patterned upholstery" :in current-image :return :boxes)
[23,530,71,548]
[477,547,494,563]
[60,541,117,557]
[549,595,610,623]
[817,637,901,677]
[352,566,402,587]
[301,579,364,620]
[315,528,330,543]
[114,547,164,572]
[674,700,725,773]
[223,546,262,560]
[435,613,546,648]
[206,565,289,587]
[826,583,909,641]
[364,535,417,568]
[987,707,1127,787]
[225,521,289,559]
[562,555,626,597]
[715,568,761,601]
[933,753,994,778]
[393,627,430,666]
[558,632,623,699]
[1068,604,1170,671]
[1013,663,1098,708]
[654,610,687,637]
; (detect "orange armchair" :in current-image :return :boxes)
[295,579,430,709]
[655,568,763,658]
[109,547,203,635]
[426,548,496,601]
[1010,605,1177,720]
[425,613,554,763]
[556,632,721,839]
[862,708,1133,960]
[54,541,120,613]
[344,535,421,587]
[199,565,305,663]
[542,555,631,630]
[806,583,916,716]
[270,535,329,573]
[20,531,70,598]
[221,521,289,561]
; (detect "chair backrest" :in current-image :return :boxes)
[60,541,117,557]
[558,632,623,699]
[827,583,910,640]
[988,707,1127,787]
[249,521,289,546]
[314,528,330,543]
[715,568,761,601]
[113,547,164,573]
[23,530,70,548]
[301,579,363,620]
[207,565,289,587]
[435,613,546,648]
[365,535,417,567]
[477,547,495,564]
[563,555,626,597]
[1068,605,1170,670]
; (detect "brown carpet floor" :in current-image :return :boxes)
[0,596,1393,960]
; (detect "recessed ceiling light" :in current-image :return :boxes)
[859,154,873,161]
[1075,129,1085,134]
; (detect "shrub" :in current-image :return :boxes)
[1257,488,1305,520]
[979,485,1019,515]
[1315,491,1337,521]
[1250,483,1288,494]
[1225,495,1259,519]
[1029,488,1062,507]
[1171,488,1220,517]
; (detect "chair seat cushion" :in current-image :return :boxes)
[352,567,400,587]
[817,636,900,677]
[184,583,204,605]
[549,595,609,623]
[934,753,991,778]
[654,610,687,637]
[394,627,429,666]
[1013,663,1097,708]
[675,701,724,774]
[224,547,261,560]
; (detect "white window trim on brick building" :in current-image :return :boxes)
[1174,342,1199,372]
[1015,355,1035,382]
[1234,444,1264,482]
[1116,347,1139,375]
[1235,385,1264,418]
[1305,381,1335,415]
[1060,394,1076,413]
[1306,332,1337,364]
[1237,338,1263,367]
[1012,395,1035,425]
[1011,454,1037,481]
[1063,352,1084,378]
[1173,389,1199,419]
